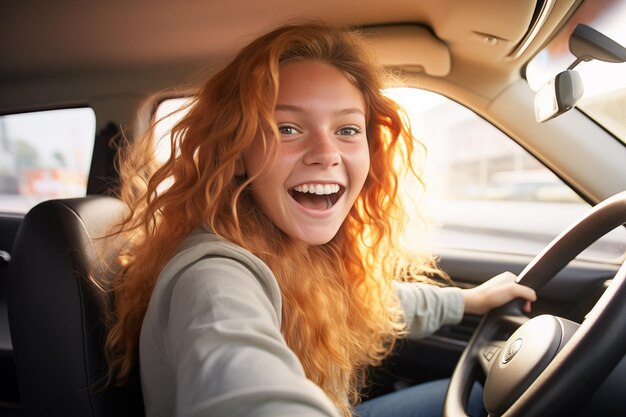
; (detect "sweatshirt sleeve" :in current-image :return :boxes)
[163,257,341,417]
[393,281,465,339]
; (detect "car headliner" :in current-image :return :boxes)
[2,0,574,97]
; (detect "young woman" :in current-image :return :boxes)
[103,22,536,417]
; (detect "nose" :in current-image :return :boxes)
[302,131,341,167]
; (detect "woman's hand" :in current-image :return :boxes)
[461,271,537,315]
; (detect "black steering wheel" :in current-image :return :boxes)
[444,191,626,417]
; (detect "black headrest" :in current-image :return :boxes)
[7,197,144,417]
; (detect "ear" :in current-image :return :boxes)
[235,158,246,176]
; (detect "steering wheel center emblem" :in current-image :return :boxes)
[502,338,523,364]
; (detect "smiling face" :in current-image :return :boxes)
[240,59,370,245]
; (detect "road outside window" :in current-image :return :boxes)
[0,108,95,213]
[388,88,626,262]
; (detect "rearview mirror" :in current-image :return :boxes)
[534,24,626,123]
[534,70,584,122]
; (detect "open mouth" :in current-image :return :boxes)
[288,183,345,210]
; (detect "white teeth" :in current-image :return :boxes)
[292,183,341,195]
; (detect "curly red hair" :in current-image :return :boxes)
[105,21,438,416]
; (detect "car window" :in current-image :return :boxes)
[0,108,96,213]
[153,97,194,163]
[154,93,626,262]
[387,88,626,262]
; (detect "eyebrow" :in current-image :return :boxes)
[275,103,365,116]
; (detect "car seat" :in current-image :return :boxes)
[7,197,144,417]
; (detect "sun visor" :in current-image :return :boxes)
[363,25,451,77]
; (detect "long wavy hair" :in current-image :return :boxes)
[104,21,441,416]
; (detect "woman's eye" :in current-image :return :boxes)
[278,125,299,135]
[337,126,362,136]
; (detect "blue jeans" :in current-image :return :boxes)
[356,379,486,417]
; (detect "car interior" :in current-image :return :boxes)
[1,0,625,416]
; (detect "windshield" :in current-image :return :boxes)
[526,0,626,142]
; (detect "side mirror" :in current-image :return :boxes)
[534,24,626,123]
